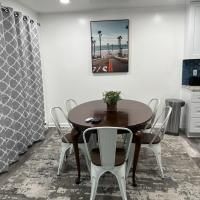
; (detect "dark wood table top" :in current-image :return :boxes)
[68,100,152,131]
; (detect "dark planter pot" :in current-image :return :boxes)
[106,103,117,112]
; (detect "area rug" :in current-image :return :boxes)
[0,129,199,200]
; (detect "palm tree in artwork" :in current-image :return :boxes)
[117,35,122,57]
[91,37,94,57]
[98,30,102,58]
[111,44,114,52]
[93,40,96,57]
[91,37,96,58]
[107,43,110,54]
[126,25,128,49]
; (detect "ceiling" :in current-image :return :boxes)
[16,0,188,13]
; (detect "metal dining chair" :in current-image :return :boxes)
[126,106,172,178]
[145,98,160,129]
[64,99,78,152]
[64,98,77,129]
[83,127,133,200]
[50,107,90,175]
[65,99,77,115]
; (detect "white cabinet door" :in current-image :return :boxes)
[193,5,200,57]
[185,3,200,58]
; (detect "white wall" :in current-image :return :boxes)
[39,6,185,125]
[0,0,38,19]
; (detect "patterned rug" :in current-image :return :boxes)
[0,129,199,200]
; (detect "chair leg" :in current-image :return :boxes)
[116,176,127,200]
[57,144,70,176]
[151,144,164,178]
[90,166,101,200]
[126,143,134,178]
[115,165,127,200]
[57,149,65,175]
[84,153,91,173]
[79,144,91,173]
[69,145,74,155]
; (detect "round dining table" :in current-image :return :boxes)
[68,99,152,186]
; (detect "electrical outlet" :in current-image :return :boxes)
[193,69,198,76]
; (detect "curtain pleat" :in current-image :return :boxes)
[14,12,30,153]
[30,21,45,142]
[0,7,9,172]
[2,7,21,164]
[0,5,45,173]
[23,16,38,145]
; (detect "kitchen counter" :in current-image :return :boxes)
[182,85,200,92]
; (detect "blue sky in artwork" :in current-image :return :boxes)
[91,20,129,46]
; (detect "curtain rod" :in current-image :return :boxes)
[1,7,40,26]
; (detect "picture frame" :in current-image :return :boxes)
[90,19,129,73]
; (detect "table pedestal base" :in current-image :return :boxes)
[71,130,81,184]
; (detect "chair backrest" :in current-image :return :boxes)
[83,127,133,169]
[65,99,77,114]
[147,98,160,127]
[65,99,77,128]
[149,106,172,145]
[50,107,70,142]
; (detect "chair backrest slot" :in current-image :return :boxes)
[147,98,160,127]
[65,99,78,128]
[50,107,70,142]
[65,99,77,114]
[149,106,172,145]
[98,128,117,168]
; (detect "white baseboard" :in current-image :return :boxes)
[48,122,70,128]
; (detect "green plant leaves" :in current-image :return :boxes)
[103,91,121,105]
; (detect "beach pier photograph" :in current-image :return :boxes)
[91,19,129,73]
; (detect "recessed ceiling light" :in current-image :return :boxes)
[79,18,87,25]
[60,0,70,5]
[153,14,162,24]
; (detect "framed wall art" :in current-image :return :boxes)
[90,19,129,73]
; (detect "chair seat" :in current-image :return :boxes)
[62,128,90,143]
[133,132,161,144]
[91,148,126,166]
[61,128,77,143]
[145,123,152,129]
[62,132,73,143]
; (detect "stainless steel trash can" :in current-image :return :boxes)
[165,99,185,136]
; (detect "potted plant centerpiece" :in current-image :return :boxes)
[103,91,121,112]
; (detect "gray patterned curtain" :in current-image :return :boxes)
[0,5,45,173]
